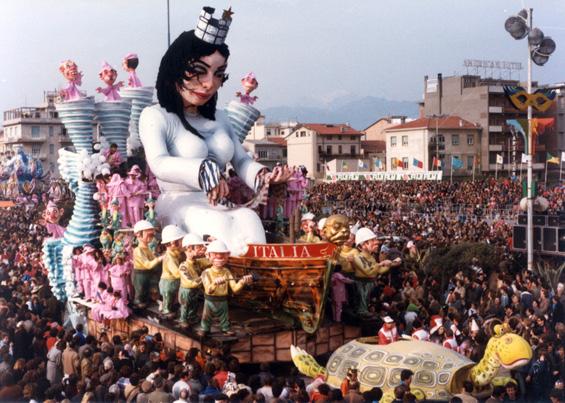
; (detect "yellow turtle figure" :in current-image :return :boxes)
[291,325,532,402]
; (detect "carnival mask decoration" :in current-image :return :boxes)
[503,86,556,112]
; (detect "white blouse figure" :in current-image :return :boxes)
[140,13,280,255]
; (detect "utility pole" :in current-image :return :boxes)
[167,0,171,47]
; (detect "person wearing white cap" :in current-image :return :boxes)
[351,227,394,316]
[298,212,320,243]
[317,218,327,240]
[198,240,253,337]
[177,234,209,327]
[159,225,186,317]
[132,220,163,308]
[378,316,399,345]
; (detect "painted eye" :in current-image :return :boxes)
[505,337,513,344]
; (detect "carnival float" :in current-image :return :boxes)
[38,6,532,399]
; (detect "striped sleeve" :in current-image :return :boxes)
[198,159,221,192]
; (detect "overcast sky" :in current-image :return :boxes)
[2,0,565,123]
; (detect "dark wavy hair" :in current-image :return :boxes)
[156,30,230,138]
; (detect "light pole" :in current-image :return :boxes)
[167,0,171,47]
[504,8,556,271]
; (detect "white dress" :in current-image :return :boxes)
[139,105,266,255]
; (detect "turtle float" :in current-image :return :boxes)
[291,325,532,401]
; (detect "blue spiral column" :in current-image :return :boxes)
[225,100,261,143]
[42,97,101,300]
[120,87,154,154]
[95,100,132,158]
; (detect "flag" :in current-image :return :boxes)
[521,153,531,163]
[342,161,348,170]
[561,151,565,162]
[391,158,397,169]
[374,159,382,169]
[451,156,463,169]
[432,156,442,168]
[496,154,503,164]
[358,159,364,168]
[412,158,424,169]
[547,152,560,165]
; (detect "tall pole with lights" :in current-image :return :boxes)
[504,8,557,271]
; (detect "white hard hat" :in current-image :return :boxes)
[317,218,327,231]
[182,233,206,248]
[161,225,186,244]
[133,220,154,234]
[301,212,315,221]
[355,227,377,246]
[206,240,230,253]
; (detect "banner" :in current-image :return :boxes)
[324,171,443,182]
[241,243,336,258]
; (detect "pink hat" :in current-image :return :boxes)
[124,53,138,60]
[83,244,96,253]
[46,201,58,210]
[99,61,115,73]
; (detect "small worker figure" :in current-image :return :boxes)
[378,316,399,345]
[350,228,395,317]
[197,240,253,337]
[159,225,186,318]
[99,229,113,251]
[132,220,163,308]
[235,72,258,105]
[96,62,123,101]
[177,233,209,328]
[122,53,142,88]
[108,198,122,231]
[144,196,157,227]
[297,212,321,243]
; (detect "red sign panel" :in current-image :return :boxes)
[241,243,336,259]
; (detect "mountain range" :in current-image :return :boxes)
[261,95,419,130]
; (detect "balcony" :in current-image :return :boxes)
[489,126,503,132]
[488,86,505,94]
[488,144,503,151]
[488,162,545,171]
[489,106,503,113]
[2,135,47,144]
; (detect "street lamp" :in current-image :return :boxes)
[504,8,557,271]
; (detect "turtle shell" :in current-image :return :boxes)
[325,338,474,401]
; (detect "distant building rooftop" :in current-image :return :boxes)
[386,115,480,131]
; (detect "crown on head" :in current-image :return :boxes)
[194,6,233,45]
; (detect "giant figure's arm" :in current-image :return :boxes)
[139,107,212,190]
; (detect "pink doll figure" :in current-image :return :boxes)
[109,254,131,302]
[96,62,123,101]
[71,247,84,297]
[42,201,66,238]
[122,53,142,88]
[58,60,85,101]
[79,244,98,301]
[145,166,160,199]
[235,72,259,105]
[285,167,301,217]
[331,265,354,322]
[90,250,107,302]
[92,289,130,324]
[125,165,147,226]
[106,174,130,227]
[103,143,123,171]
[296,165,309,205]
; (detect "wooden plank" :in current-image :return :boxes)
[231,337,251,352]
[276,348,292,361]
[316,342,329,355]
[329,334,344,351]
[315,327,329,343]
[329,323,343,337]
[232,351,251,363]
[252,334,275,347]
[275,331,292,349]
[344,325,361,339]
[252,346,275,363]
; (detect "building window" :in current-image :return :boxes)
[318,145,322,154]
[282,149,287,158]
[390,136,397,147]
[467,155,474,170]
[300,130,306,137]
[316,163,320,172]
[49,126,54,137]
[327,136,333,140]
[338,135,342,140]
[402,157,409,169]
[49,144,55,154]
[32,145,41,157]
[61,127,67,136]
[438,134,445,143]
[338,145,343,154]
[350,136,355,140]
[326,145,332,155]
[31,126,40,138]
[258,150,267,159]
[452,134,460,146]
[467,134,474,145]
[266,130,271,136]
[350,145,356,155]
[402,135,408,146]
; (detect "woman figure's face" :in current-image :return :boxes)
[178,51,227,108]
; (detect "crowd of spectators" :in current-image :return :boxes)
[0,176,563,402]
